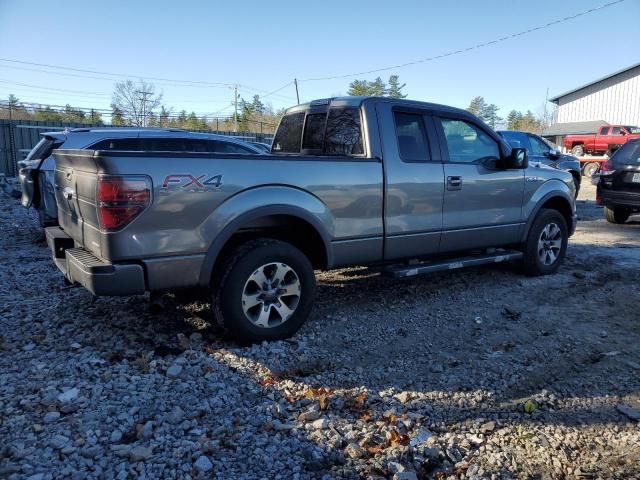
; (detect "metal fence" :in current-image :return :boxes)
[0,119,273,177]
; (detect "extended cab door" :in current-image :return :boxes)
[592,126,610,151]
[434,116,524,252]
[376,103,444,260]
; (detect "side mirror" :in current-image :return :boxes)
[620,130,627,136]
[547,148,561,159]
[505,147,528,169]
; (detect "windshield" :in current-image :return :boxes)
[541,137,558,149]
[624,126,640,134]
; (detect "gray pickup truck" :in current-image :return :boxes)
[46,97,577,342]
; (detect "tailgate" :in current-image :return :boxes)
[53,150,103,257]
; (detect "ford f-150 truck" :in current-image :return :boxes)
[46,97,577,342]
[564,125,640,157]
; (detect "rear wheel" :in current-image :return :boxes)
[583,162,600,178]
[571,145,584,156]
[523,209,568,276]
[212,239,316,342]
[604,206,630,224]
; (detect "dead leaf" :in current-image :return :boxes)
[354,392,367,409]
[360,411,372,422]
[319,395,329,411]
[260,376,276,386]
[386,428,410,447]
[366,444,384,455]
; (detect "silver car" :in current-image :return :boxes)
[19,128,263,226]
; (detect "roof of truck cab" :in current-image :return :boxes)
[286,96,472,116]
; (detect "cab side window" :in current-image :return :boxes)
[438,119,499,163]
[611,127,624,135]
[394,112,430,162]
[599,127,610,135]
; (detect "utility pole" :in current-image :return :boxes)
[233,84,238,133]
[136,90,153,127]
[294,78,300,105]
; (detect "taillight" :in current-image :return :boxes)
[600,160,615,175]
[97,176,151,231]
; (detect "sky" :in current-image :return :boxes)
[0,0,638,121]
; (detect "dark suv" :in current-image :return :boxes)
[19,128,263,226]
[498,130,581,197]
[596,139,640,224]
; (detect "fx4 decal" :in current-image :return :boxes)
[160,174,223,194]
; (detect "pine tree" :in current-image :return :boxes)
[250,95,265,114]
[467,96,487,117]
[387,75,407,98]
[484,104,502,129]
[370,77,387,96]
[506,110,520,130]
[347,79,371,96]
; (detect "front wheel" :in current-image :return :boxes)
[604,206,630,224]
[212,239,316,343]
[523,209,568,276]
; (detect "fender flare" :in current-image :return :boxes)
[197,204,333,286]
[521,191,574,243]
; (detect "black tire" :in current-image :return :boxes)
[523,209,568,276]
[571,145,584,157]
[583,162,599,178]
[604,206,630,224]
[212,239,316,343]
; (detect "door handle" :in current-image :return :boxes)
[447,176,462,190]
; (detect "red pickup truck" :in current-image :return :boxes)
[564,125,640,156]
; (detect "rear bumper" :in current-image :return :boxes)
[45,227,146,296]
[598,189,640,210]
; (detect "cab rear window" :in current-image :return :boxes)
[273,108,364,156]
[272,112,305,153]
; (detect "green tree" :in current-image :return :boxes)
[250,95,265,114]
[87,109,103,125]
[484,104,502,129]
[347,79,371,96]
[387,75,407,98]
[111,104,126,126]
[467,96,488,118]
[506,110,521,130]
[369,77,387,96]
[33,106,62,122]
[185,111,200,130]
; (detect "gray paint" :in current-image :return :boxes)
[49,97,576,294]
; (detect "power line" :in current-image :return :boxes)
[0,59,296,100]
[300,0,627,81]
[0,58,236,87]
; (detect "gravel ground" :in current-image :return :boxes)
[1,181,639,480]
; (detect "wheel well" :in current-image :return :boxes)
[570,170,581,186]
[571,141,584,147]
[540,197,572,228]
[212,215,328,276]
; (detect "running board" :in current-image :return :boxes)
[382,250,523,278]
